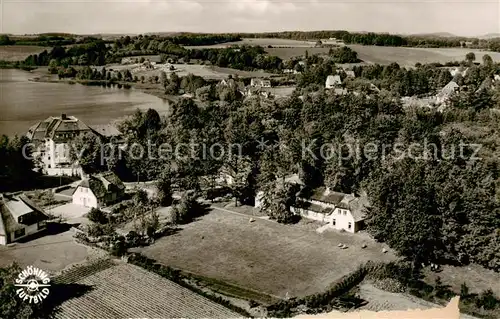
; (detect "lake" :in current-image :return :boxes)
[0,69,169,136]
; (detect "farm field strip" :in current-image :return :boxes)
[55,261,239,318]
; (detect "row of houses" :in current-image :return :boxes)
[0,170,126,246]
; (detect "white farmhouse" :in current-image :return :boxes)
[325,75,342,89]
[290,187,368,233]
[0,194,49,245]
[72,171,125,209]
[250,78,272,88]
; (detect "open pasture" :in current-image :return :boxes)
[134,208,396,299]
[0,45,50,61]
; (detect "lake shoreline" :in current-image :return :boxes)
[0,68,172,137]
[27,72,178,105]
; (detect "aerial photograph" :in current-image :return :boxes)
[0,0,499,318]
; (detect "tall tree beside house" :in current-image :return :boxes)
[68,132,105,173]
[223,155,253,207]
[156,169,173,207]
[159,71,167,89]
[0,135,35,192]
[482,54,493,67]
[465,52,476,65]
[258,179,299,224]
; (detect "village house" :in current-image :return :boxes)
[250,78,272,88]
[0,194,49,245]
[436,81,459,105]
[345,70,356,78]
[26,114,100,177]
[72,171,125,209]
[325,75,342,89]
[290,187,368,233]
[449,67,468,77]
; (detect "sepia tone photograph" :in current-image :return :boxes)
[0,0,499,318]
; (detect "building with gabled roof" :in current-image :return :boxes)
[72,171,125,209]
[436,81,459,105]
[291,187,368,233]
[0,193,49,245]
[325,75,342,89]
[26,114,100,177]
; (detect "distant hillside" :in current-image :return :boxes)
[410,32,458,38]
[479,33,500,39]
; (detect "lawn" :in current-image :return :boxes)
[134,208,396,299]
[0,45,50,61]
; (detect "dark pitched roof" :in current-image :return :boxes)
[299,187,346,205]
[74,171,124,199]
[0,194,49,236]
[90,124,121,137]
[26,115,94,142]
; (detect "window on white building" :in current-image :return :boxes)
[332,219,336,225]
[14,228,26,239]
[343,210,346,215]
[348,222,352,229]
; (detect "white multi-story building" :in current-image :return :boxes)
[26,114,98,177]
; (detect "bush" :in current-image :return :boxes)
[475,289,499,310]
[87,208,108,224]
[86,223,114,238]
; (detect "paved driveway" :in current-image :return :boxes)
[48,203,90,220]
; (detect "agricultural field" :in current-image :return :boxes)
[186,38,317,49]
[0,45,50,61]
[107,62,274,80]
[54,260,239,319]
[348,45,500,67]
[134,208,396,299]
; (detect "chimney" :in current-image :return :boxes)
[61,114,67,120]
[324,187,331,195]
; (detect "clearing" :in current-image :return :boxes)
[54,260,239,319]
[133,207,396,299]
[0,45,50,61]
